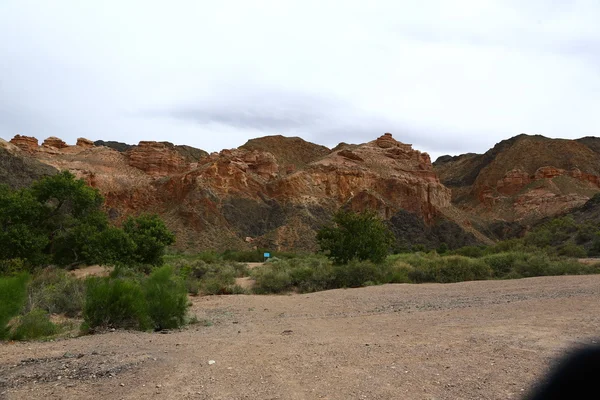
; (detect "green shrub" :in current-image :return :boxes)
[144,266,188,330]
[487,238,527,254]
[252,266,293,294]
[200,276,234,295]
[442,256,491,282]
[514,253,552,277]
[0,273,29,339]
[317,209,394,264]
[482,252,524,278]
[436,242,449,254]
[0,258,28,275]
[410,244,428,253]
[27,268,85,317]
[171,259,248,295]
[575,223,596,244]
[251,256,338,294]
[557,242,587,258]
[406,256,491,283]
[333,260,383,287]
[222,249,265,263]
[83,277,151,331]
[123,214,176,266]
[185,278,200,296]
[9,309,58,340]
[288,258,335,293]
[452,246,485,258]
[384,262,413,284]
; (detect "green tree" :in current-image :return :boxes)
[316,209,394,264]
[0,172,175,269]
[123,214,175,266]
[0,185,49,265]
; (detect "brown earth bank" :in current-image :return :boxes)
[2,275,600,400]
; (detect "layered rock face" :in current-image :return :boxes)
[10,135,39,152]
[76,138,95,148]
[434,134,600,230]
[42,137,68,149]
[270,134,449,222]
[126,141,188,176]
[2,133,474,251]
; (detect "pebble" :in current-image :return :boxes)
[208,360,216,365]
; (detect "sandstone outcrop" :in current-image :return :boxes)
[10,135,39,152]
[0,132,479,251]
[127,141,188,176]
[270,133,450,223]
[240,135,330,170]
[434,134,600,230]
[42,137,68,149]
[76,137,95,148]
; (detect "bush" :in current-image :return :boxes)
[252,264,293,294]
[482,252,525,278]
[287,258,335,292]
[144,266,188,330]
[251,256,337,294]
[9,309,58,340]
[222,249,265,263]
[407,256,491,283]
[0,258,27,275]
[1,173,175,268]
[557,242,587,258]
[0,273,29,339]
[317,209,394,264]
[171,259,248,295]
[384,262,413,284]
[83,267,191,332]
[27,268,85,317]
[452,246,485,258]
[333,260,383,288]
[83,277,151,331]
[514,253,552,277]
[123,214,176,266]
[436,256,492,283]
[252,256,411,293]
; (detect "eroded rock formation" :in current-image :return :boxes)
[42,137,68,149]
[76,137,95,148]
[10,135,39,152]
[0,132,479,251]
[126,141,188,176]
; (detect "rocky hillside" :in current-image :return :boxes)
[0,138,56,189]
[434,134,600,238]
[1,133,480,251]
[93,140,208,163]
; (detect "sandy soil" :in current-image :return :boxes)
[2,275,600,400]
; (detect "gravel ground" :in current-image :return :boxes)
[2,275,600,400]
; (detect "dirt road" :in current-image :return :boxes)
[2,275,600,400]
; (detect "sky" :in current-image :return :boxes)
[1,0,599,161]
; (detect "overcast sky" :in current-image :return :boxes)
[1,0,599,160]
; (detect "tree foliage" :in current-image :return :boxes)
[316,209,394,264]
[0,171,174,269]
[123,214,175,266]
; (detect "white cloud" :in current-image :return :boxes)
[0,0,598,160]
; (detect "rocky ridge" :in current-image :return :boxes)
[434,134,600,238]
[1,133,475,251]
